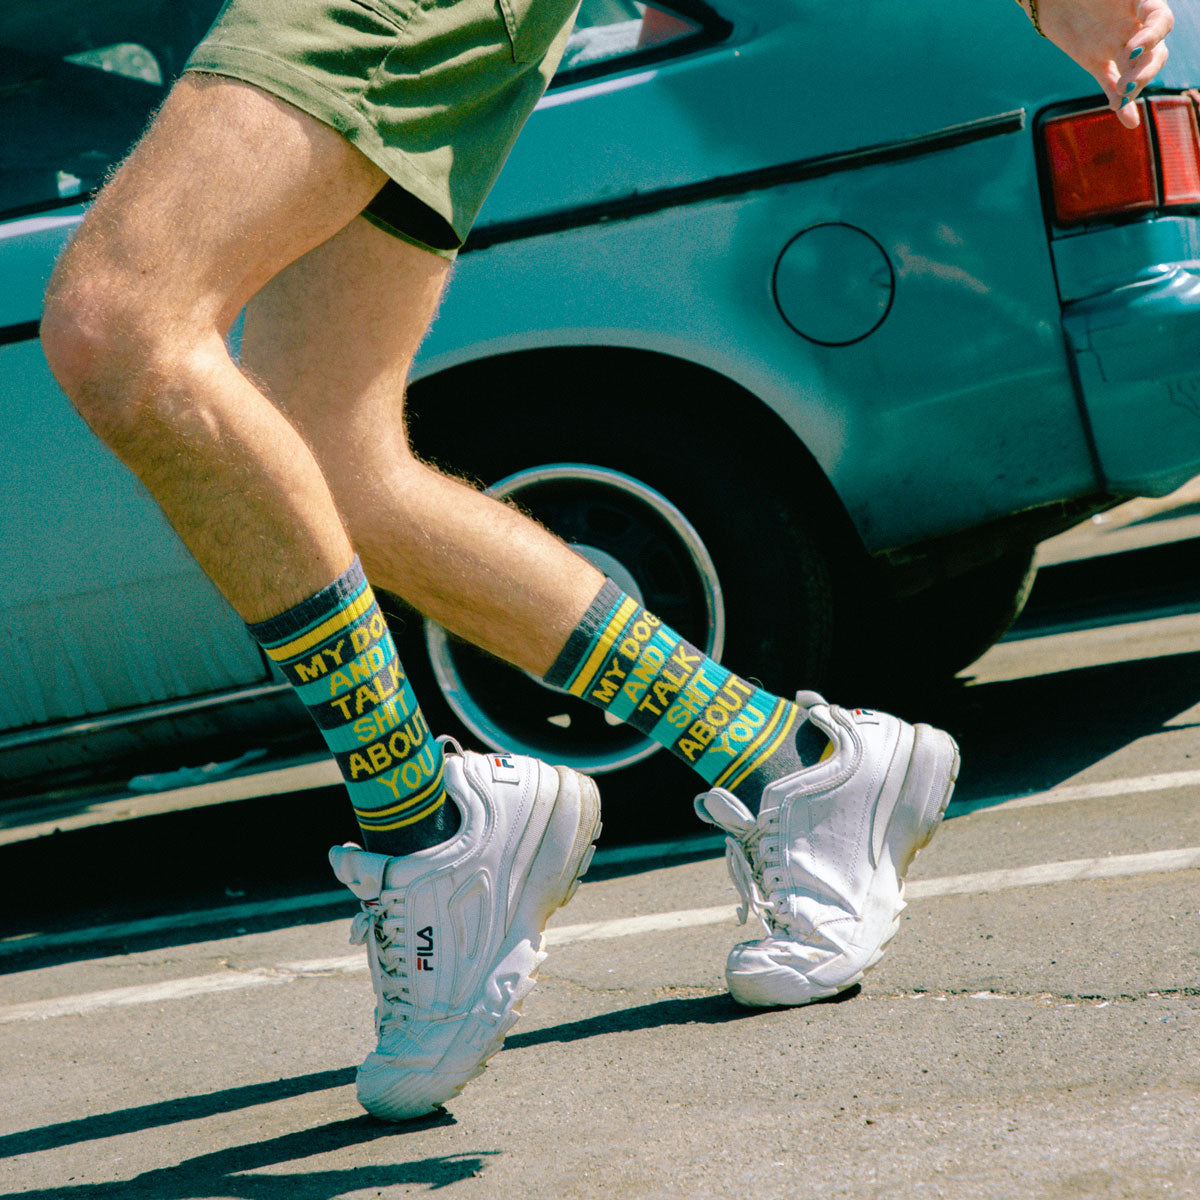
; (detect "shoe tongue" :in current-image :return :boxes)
[694,789,757,836]
[328,844,388,899]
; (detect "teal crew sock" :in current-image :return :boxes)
[248,559,460,856]
[544,579,829,809]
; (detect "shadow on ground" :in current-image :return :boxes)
[0,1067,491,1200]
[4,1117,489,1200]
[507,985,860,1051]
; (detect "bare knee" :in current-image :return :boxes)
[42,252,118,404]
[41,243,211,456]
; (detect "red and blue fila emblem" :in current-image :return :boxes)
[489,753,521,783]
[416,925,434,971]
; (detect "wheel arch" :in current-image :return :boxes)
[405,343,864,558]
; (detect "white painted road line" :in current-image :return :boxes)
[0,758,343,848]
[0,955,365,1025]
[0,890,353,958]
[950,767,1200,816]
[3,845,1196,1026]
[545,904,738,946]
[0,834,727,960]
[905,845,1200,898]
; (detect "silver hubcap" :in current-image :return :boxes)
[425,463,725,774]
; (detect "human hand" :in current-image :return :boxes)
[1026,0,1174,128]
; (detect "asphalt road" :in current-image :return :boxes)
[2,500,1199,1200]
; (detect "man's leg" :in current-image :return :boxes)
[41,72,472,853]
[41,73,602,1119]
[42,74,372,621]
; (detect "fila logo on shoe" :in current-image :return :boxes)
[489,754,520,783]
[416,924,435,971]
[850,708,881,724]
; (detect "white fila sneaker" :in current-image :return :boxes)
[330,740,601,1120]
[695,692,959,1007]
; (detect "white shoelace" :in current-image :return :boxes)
[726,837,775,934]
[724,813,783,935]
[351,897,412,1025]
[725,814,820,944]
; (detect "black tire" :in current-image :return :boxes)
[833,546,1038,703]
[383,354,837,835]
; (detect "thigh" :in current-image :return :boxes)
[61,71,390,334]
[241,213,450,457]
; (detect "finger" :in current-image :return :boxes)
[1128,0,1174,58]
[1113,40,1170,97]
[1111,40,1169,117]
[1114,97,1142,130]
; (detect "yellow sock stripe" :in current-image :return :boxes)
[356,789,447,831]
[352,763,446,822]
[567,595,639,697]
[712,698,792,790]
[265,589,376,663]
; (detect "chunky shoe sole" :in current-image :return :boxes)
[357,763,602,1119]
[726,724,960,1008]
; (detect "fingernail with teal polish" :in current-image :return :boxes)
[1124,80,1137,93]
[1130,46,1145,60]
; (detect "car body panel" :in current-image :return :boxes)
[2,0,1199,782]
[1051,216,1200,303]
[1064,269,1200,496]
[0,326,270,732]
[482,0,1085,227]
[0,211,80,327]
[418,116,1098,551]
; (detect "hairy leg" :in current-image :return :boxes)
[242,216,604,676]
[41,74,391,621]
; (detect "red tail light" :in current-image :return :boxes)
[1151,96,1200,205]
[1043,103,1157,223]
[1043,95,1200,225]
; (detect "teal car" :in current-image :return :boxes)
[3,0,1200,802]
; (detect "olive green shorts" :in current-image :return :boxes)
[185,0,580,257]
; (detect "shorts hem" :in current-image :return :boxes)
[184,43,466,252]
[359,208,458,260]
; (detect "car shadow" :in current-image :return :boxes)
[911,647,1200,809]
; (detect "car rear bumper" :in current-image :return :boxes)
[1063,267,1200,496]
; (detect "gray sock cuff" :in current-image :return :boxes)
[543,577,626,689]
[246,557,367,649]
